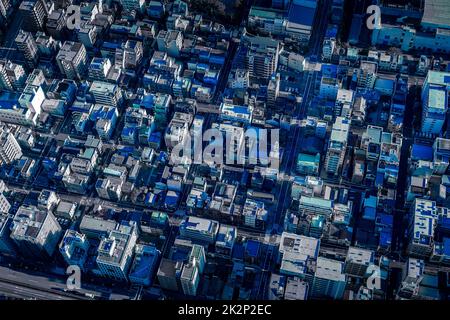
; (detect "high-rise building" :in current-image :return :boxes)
[96,221,138,282]
[15,29,39,68]
[157,258,184,291]
[356,61,377,89]
[311,257,346,299]
[0,60,27,91]
[188,244,206,274]
[180,262,200,296]
[10,205,62,259]
[325,117,350,176]
[88,57,112,81]
[89,81,123,107]
[45,9,65,39]
[116,40,143,70]
[120,0,144,12]
[407,199,437,258]
[56,41,88,80]
[334,89,354,118]
[398,258,424,299]
[59,229,90,271]
[0,0,12,22]
[179,216,219,244]
[0,61,13,91]
[0,131,23,165]
[421,70,450,135]
[0,213,17,256]
[19,0,48,32]
[267,73,280,108]
[242,32,280,81]
[344,247,374,277]
[156,30,183,58]
[433,138,450,175]
[128,244,161,286]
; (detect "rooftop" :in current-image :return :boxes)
[422,0,450,29]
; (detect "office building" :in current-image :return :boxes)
[19,0,48,32]
[15,29,39,69]
[179,216,219,244]
[242,32,280,81]
[180,262,200,296]
[59,229,90,270]
[357,62,377,89]
[128,244,161,286]
[0,213,17,256]
[324,117,350,176]
[56,41,88,80]
[89,81,123,107]
[421,71,449,135]
[120,0,144,12]
[311,257,346,299]
[96,221,138,282]
[407,199,437,258]
[157,258,184,291]
[156,30,183,58]
[10,205,62,259]
[0,131,23,165]
[344,247,374,277]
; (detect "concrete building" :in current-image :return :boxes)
[356,62,377,89]
[407,199,437,258]
[325,117,350,176]
[0,213,17,256]
[15,29,39,68]
[0,131,22,165]
[398,258,424,298]
[96,221,138,282]
[10,205,62,259]
[56,42,88,80]
[88,57,112,81]
[156,30,183,58]
[215,225,237,256]
[311,257,346,299]
[242,32,280,81]
[0,60,27,91]
[89,81,123,107]
[128,244,161,286]
[248,6,286,36]
[116,40,143,70]
[179,216,219,244]
[79,215,117,239]
[344,247,374,277]
[421,70,449,135]
[242,198,268,229]
[371,1,450,53]
[157,258,184,291]
[59,229,90,270]
[180,262,200,296]
[19,0,48,32]
[120,0,145,12]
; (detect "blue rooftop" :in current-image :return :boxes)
[245,240,260,258]
[411,144,434,161]
[288,4,315,27]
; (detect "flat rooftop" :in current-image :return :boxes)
[422,0,450,29]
